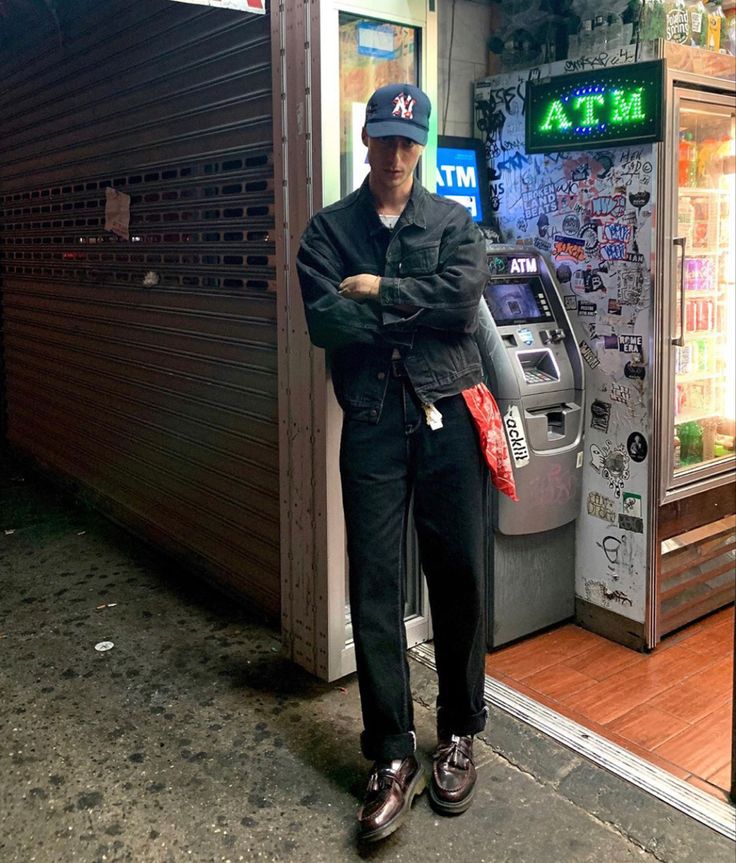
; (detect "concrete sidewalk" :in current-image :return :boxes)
[0,455,733,863]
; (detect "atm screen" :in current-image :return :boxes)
[484,278,554,325]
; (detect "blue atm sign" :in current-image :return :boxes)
[436,145,484,223]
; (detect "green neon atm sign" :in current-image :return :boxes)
[525,60,665,153]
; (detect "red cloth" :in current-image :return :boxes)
[462,383,518,501]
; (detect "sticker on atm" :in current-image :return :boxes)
[517,328,534,346]
[503,405,530,468]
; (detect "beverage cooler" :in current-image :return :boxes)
[668,98,734,485]
[475,40,735,649]
[660,60,735,637]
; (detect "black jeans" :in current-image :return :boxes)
[340,370,488,762]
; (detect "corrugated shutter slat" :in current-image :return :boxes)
[0,0,279,615]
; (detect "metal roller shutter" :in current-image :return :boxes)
[0,0,279,615]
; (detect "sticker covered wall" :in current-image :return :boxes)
[475,59,655,623]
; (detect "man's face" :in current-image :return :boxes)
[362,129,424,197]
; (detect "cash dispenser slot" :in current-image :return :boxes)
[516,349,560,385]
[525,403,579,443]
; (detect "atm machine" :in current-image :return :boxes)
[477,247,585,647]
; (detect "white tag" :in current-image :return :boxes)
[503,405,530,468]
[422,403,443,431]
[576,450,584,469]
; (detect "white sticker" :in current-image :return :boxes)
[503,405,530,468]
[169,0,266,12]
[576,450,583,468]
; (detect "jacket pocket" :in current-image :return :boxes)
[398,241,440,276]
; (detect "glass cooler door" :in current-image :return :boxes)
[670,93,736,490]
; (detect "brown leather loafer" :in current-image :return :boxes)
[358,755,426,843]
[429,735,476,815]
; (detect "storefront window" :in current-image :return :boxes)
[338,15,420,197]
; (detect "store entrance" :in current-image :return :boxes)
[486,607,734,801]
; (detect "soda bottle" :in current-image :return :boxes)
[698,336,710,371]
[678,196,695,243]
[697,136,720,185]
[701,301,709,331]
[679,419,695,458]
[674,432,682,468]
[690,421,704,460]
[723,0,736,52]
[666,0,691,41]
[686,298,697,330]
[678,132,698,186]
[688,0,709,43]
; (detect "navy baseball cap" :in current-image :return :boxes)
[364,83,431,146]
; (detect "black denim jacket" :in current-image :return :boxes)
[296,178,488,422]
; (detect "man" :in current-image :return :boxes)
[297,83,489,843]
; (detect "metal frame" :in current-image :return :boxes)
[658,76,736,506]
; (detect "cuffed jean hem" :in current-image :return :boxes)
[437,705,488,739]
[361,730,416,762]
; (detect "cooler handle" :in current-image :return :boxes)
[672,236,686,347]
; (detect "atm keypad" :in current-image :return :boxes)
[524,369,555,384]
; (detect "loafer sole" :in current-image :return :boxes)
[359,767,427,843]
[428,780,475,816]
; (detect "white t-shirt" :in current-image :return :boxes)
[379,214,400,230]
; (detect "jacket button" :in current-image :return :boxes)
[377,371,386,380]
[370,409,378,417]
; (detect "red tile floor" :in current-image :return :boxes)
[485,605,734,801]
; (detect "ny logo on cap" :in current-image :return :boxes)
[392,93,416,120]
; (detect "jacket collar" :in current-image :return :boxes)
[359,175,428,236]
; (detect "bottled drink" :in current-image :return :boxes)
[706,0,725,49]
[678,131,698,186]
[688,0,709,43]
[676,343,693,373]
[679,419,695,458]
[725,15,736,53]
[697,335,710,371]
[666,0,691,41]
[678,196,696,244]
[701,419,718,461]
[690,421,704,461]
[721,0,736,51]
[679,420,703,461]
[674,432,682,468]
[697,136,720,185]
[685,298,697,330]
[703,300,714,330]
